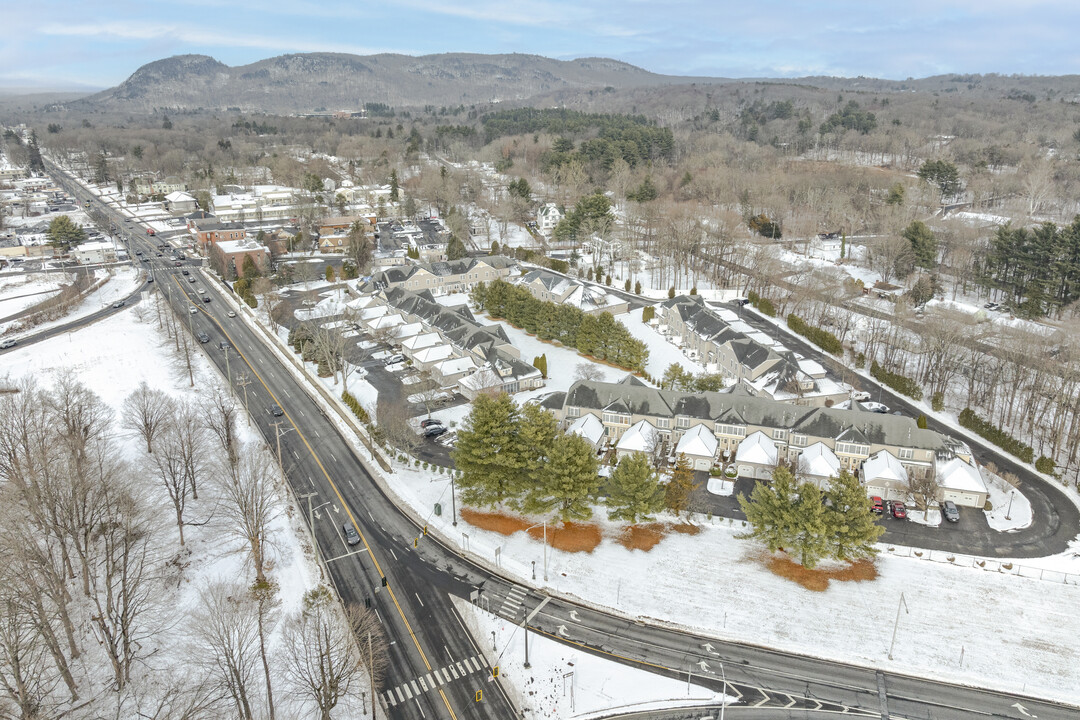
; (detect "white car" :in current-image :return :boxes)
[227,311,237,318]
[860,401,890,414]
[851,390,871,402]
[189,307,198,315]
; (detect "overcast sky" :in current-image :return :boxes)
[4,0,1080,89]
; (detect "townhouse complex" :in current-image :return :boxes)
[543,377,989,508]
[513,268,629,316]
[365,255,518,297]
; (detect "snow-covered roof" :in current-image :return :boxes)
[567,414,606,447]
[370,313,404,329]
[165,191,195,203]
[735,431,778,465]
[393,322,424,339]
[617,420,658,453]
[215,238,267,255]
[73,240,115,252]
[862,450,907,483]
[797,358,826,378]
[936,457,988,494]
[360,305,389,320]
[675,423,718,459]
[797,442,841,479]
[433,356,476,376]
[402,332,442,351]
[413,344,455,364]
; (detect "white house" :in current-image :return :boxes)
[536,203,563,236]
[734,431,779,480]
[616,420,658,460]
[567,414,606,451]
[862,450,908,501]
[430,356,477,387]
[165,191,198,215]
[674,424,718,471]
[71,240,117,265]
[935,457,989,508]
[797,442,841,489]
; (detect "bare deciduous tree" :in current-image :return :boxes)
[573,362,605,384]
[203,389,241,479]
[190,582,261,720]
[122,381,174,454]
[218,448,280,586]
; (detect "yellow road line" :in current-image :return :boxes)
[181,276,458,719]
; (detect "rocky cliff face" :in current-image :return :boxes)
[77,52,688,113]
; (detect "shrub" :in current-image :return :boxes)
[916,414,928,429]
[786,313,842,355]
[931,391,945,412]
[634,280,642,294]
[668,286,676,299]
[870,361,923,401]
[854,352,866,369]
[1035,456,1056,475]
[958,408,1034,463]
[341,390,371,425]
[747,290,776,317]
[422,461,429,470]
[642,306,655,323]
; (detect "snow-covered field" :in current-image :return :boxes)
[0,272,65,318]
[4,265,145,337]
[453,596,729,718]
[378,454,1080,706]
[1,305,328,715]
[617,306,706,379]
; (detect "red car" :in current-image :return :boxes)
[871,496,884,514]
[890,501,907,520]
[146,228,156,236]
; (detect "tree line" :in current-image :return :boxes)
[977,217,1080,318]
[471,278,649,373]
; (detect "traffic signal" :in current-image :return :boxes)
[492,666,499,678]
[423,525,428,536]
[475,690,482,702]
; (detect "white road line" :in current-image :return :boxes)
[292,451,299,459]
[469,657,481,672]
[425,673,435,689]
[313,429,320,437]
[330,452,337,462]
[415,593,424,607]
[419,677,428,692]
[390,549,398,561]
[479,655,489,667]
[414,697,426,718]
[444,645,454,662]
[410,680,420,696]
[384,691,396,706]
[402,684,412,700]
[380,696,389,710]
[395,688,405,703]
[449,665,458,680]
[457,661,468,675]
[436,670,446,685]
[284,389,291,397]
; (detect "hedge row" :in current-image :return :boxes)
[958,408,1033,464]
[341,390,371,425]
[747,290,776,317]
[870,361,923,401]
[786,313,843,355]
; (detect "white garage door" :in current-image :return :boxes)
[738,465,754,478]
[941,490,981,508]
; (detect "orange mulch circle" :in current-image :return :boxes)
[458,508,602,554]
[670,523,701,536]
[764,552,879,592]
[617,524,666,551]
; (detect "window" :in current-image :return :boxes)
[677,417,690,429]
[567,407,580,419]
[656,418,671,429]
[836,442,869,457]
[772,429,787,441]
[898,448,914,460]
[716,424,746,438]
[602,412,629,425]
[791,434,808,447]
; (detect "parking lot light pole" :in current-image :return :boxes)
[888,591,908,660]
[526,522,548,582]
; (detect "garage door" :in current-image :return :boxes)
[941,490,981,508]
[738,465,754,478]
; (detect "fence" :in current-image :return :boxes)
[881,544,1080,584]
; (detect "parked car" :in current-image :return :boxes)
[871,496,884,514]
[0,339,17,349]
[851,390,871,402]
[424,425,448,438]
[342,523,361,547]
[269,404,284,417]
[942,500,960,523]
[861,401,890,414]
[890,501,908,520]
[385,353,405,365]
[197,332,210,344]
[420,418,444,429]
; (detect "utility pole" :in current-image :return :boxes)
[236,372,252,426]
[224,346,234,397]
[270,420,293,471]
[369,631,375,720]
[888,591,909,660]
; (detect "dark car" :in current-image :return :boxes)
[890,501,908,520]
[135,250,143,255]
[420,418,444,429]
[218,341,230,350]
[145,276,153,282]
[181,270,190,275]
[342,523,361,547]
[871,496,884,514]
[942,500,960,523]
[269,404,284,417]
[202,296,211,303]
[197,332,210,344]
[424,424,447,438]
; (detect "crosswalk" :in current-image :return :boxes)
[380,655,489,708]
[498,584,527,620]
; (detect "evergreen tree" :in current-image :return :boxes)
[518,402,559,513]
[242,255,262,280]
[824,470,884,562]
[664,455,698,515]
[446,235,467,260]
[634,280,642,295]
[606,452,665,523]
[624,278,631,292]
[789,481,830,569]
[46,215,86,251]
[902,220,937,269]
[490,240,500,256]
[737,466,802,555]
[325,265,335,282]
[451,393,526,507]
[917,159,961,201]
[389,169,399,202]
[540,433,600,521]
[27,131,44,172]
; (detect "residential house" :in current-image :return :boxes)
[430,356,478,388]
[734,431,779,480]
[796,442,842,489]
[616,420,659,460]
[935,457,989,508]
[134,176,187,195]
[536,203,563,235]
[165,191,198,215]
[674,424,719,471]
[862,450,908,502]
[366,256,518,297]
[190,217,245,255]
[566,413,606,451]
[70,240,117,265]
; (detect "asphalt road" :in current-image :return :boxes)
[45,161,1079,720]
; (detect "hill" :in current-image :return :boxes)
[72,52,711,114]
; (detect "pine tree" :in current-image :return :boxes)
[737,466,802,553]
[451,393,525,507]
[824,470,884,562]
[325,265,335,282]
[490,240,500,256]
[634,280,642,295]
[541,433,600,521]
[607,452,665,523]
[665,455,698,515]
[389,169,399,202]
[446,235,467,260]
[789,481,830,569]
[518,403,559,513]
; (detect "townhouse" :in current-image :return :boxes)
[542,377,987,507]
[514,268,629,316]
[365,256,518,297]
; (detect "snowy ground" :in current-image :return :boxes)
[1,303,328,714]
[452,596,729,718]
[376,453,1080,707]
[616,306,706,379]
[983,469,1034,532]
[0,271,65,318]
[4,265,145,337]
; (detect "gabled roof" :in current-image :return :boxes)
[837,425,870,445]
[936,457,987,494]
[675,424,718,458]
[617,420,658,453]
[862,450,907,483]
[798,442,841,479]
[568,414,605,446]
[735,431,778,466]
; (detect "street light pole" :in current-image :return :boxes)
[224,346,234,397]
[1006,489,1015,520]
[451,471,457,527]
[888,591,909,660]
[719,661,727,720]
[525,521,549,582]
